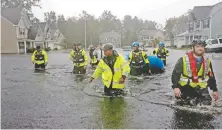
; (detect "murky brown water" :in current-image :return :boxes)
[1,49,222,128]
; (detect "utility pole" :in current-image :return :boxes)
[84,18,87,50]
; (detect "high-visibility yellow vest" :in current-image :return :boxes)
[31,50,48,65]
[69,49,88,67]
[92,55,130,89]
[152,48,169,60]
[179,55,211,88]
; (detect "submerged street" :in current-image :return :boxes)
[1,49,222,129]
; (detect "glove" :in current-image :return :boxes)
[89,77,94,83]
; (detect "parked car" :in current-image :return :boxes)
[205,38,222,53]
[122,46,131,51]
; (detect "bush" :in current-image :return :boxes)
[44,47,51,52]
[53,47,58,51]
[26,48,36,53]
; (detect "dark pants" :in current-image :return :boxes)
[35,63,45,71]
[163,60,166,66]
[73,66,86,74]
[104,86,124,96]
[177,86,212,106]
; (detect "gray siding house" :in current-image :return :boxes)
[99,31,121,48]
[174,2,222,48]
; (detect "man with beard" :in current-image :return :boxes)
[172,40,219,105]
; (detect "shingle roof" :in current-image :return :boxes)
[28,25,38,40]
[139,29,163,37]
[208,2,222,17]
[99,31,120,38]
[193,6,213,20]
[1,8,22,25]
[38,22,46,32]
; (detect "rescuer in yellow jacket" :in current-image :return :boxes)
[88,45,99,68]
[152,42,169,66]
[69,43,88,74]
[172,40,219,105]
[31,45,48,71]
[89,43,130,96]
[128,42,150,76]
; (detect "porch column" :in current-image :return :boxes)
[189,36,191,44]
[43,42,45,49]
[24,40,27,54]
[34,42,36,48]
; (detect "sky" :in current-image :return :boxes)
[32,0,222,25]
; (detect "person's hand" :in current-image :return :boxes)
[89,77,94,83]
[32,61,35,64]
[45,62,48,66]
[174,88,181,98]
[119,77,125,84]
[212,91,219,101]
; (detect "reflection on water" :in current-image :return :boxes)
[99,97,127,129]
[171,109,215,129]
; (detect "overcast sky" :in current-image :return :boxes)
[32,0,221,25]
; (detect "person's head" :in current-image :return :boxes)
[103,43,113,56]
[76,43,81,50]
[36,45,41,51]
[192,40,205,56]
[73,43,76,49]
[132,42,140,51]
[88,45,95,50]
[159,42,165,48]
[98,43,102,49]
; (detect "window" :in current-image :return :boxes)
[219,39,222,43]
[203,19,210,29]
[189,22,194,31]
[195,21,200,29]
[212,39,218,44]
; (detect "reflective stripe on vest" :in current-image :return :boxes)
[179,54,210,88]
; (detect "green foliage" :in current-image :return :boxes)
[44,47,51,52]
[1,0,41,11]
[26,48,36,53]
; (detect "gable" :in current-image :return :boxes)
[1,8,22,25]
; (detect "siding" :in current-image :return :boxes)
[1,17,18,53]
[211,3,222,38]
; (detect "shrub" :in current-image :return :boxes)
[26,48,36,53]
[44,47,51,52]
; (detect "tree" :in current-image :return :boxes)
[1,0,41,12]
[31,17,40,23]
[57,15,66,23]
[44,11,56,22]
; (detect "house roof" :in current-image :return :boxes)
[139,29,163,37]
[193,6,213,20]
[28,25,38,40]
[208,2,222,17]
[38,22,46,32]
[99,31,120,38]
[1,8,22,25]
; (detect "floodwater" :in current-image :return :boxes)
[1,49,222,129]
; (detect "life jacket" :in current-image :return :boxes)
[179,52,211,88]
[129,51,145,68]
[72,49,85,63]
[35,51,44,61]
[156,48,167,58]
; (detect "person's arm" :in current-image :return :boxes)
[171,57,183,89]
[165,48,169,56]
[69,50,74,61]
[120,56,130,77]
[208,61,218,92]
[31,51,36,63]
[92,61,103,79]
[43,51,48,63]
[82,50,88,66]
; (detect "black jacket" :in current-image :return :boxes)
[171,57,218,91]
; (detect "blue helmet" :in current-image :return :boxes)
[159,42,165,47]
[132,42,140,47]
